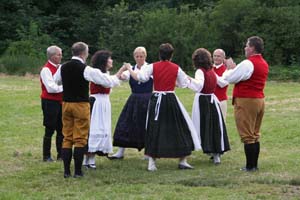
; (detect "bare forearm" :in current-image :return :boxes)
[125,63,139,81]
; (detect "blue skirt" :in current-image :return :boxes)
[113,93,152,151]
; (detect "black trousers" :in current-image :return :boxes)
[41,99,63,159]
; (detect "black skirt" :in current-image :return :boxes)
[198,95,230,154]
[113,93,152,151]
[145,93,194,158]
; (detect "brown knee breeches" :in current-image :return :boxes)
[233,98,265,144]
[62,102,90,148]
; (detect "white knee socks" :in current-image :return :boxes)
[83,155,89,166]
[179,157,193,168]
[88,154,96,165]
[148,157,157,171]
[112,147,125,158]
[213,153,221,164]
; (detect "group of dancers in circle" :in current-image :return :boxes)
[82,44,230,172]
[41,36,268,178]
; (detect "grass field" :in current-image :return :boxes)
[0,75,300,200]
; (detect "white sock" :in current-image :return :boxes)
[112,147,125,157]
[83,155,89,166]
[148,157,157,171]
[213,153,221,164]
[179,157,192,167]
[143,155,150,160]
[88,154,96,165]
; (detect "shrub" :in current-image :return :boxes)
[0,55,44,75]
[0,21,55,75]
[268,65,300,82]
[136,6,210,71]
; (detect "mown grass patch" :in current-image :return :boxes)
[0,76,299,199]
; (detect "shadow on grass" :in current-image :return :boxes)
[176,178,233,187]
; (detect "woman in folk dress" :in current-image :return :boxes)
[83,50,122,169]
[190,48,230,165]
[110,47,153,159]
[125,43,201,171]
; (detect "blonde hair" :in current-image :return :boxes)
[133,46,147,57]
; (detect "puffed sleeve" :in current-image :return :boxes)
[84,66,120,88]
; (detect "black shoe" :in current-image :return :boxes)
[96,151,109,157]
[84,164,97,169]
[88,164,96,169]
[64,173,71,178]
[178,164,194,170]
[73,173,84,178]
[43,157,54,162]
[57,157,62,161]
[240,167,259,172]
[57,154,62,161]
[83,164,89,169]
[107,156,124,160]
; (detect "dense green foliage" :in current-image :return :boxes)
[0,0,300,74]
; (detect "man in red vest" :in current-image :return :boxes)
[213,49,228,121]
[40,45,63,162]
[220,36,269,172]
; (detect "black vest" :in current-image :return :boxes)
[61,59,89,102]
[129,66,153,93]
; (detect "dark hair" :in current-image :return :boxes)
[248,36,264,54]
[192,48,212,70]
[72,42,88,56]
[159,43,174,61]
[91,50,112,73]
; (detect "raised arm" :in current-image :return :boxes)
[216,74,229,88]
[222,59,254,84]
[125,63,153,82]
[84,66,121,88]
[188,69,204,92]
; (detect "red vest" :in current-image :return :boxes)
[213,64,228,101]
[153,61,178,91]
[233,54,269,98]
[90,82,111,94]
[40,61,63,102]
[200,68,217,94]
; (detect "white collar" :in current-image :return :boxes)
[48,60,59,68]
[213,63,223,69]
[72,56,85,63]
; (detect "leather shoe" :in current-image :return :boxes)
[43,157,54,162]
[240,167,258,172]
[64,173,71,178]
[73,173,84,178]
[57,157,62,161]
[88,164,96,169]
[178,164,194,170]
[96,151,109,157]
[107,156,124,160]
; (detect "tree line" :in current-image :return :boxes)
[0,0,300,74]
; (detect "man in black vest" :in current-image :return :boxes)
[54,42,125,178]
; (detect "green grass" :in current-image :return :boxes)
[0,75,300,200]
